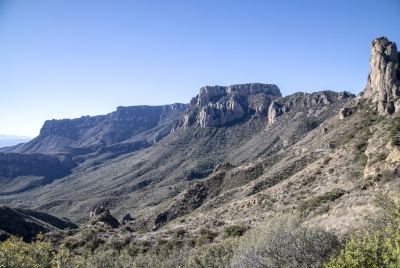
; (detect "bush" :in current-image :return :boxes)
[188,239,238,268]
[0,234,76,268]
[196,232,217,246]
[232,216,340,268]
[221,225,245,239]
[325,195,400,267]
[298,189,345,216]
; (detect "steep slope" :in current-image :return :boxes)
[0,152,75,195]
[0,205,77,242]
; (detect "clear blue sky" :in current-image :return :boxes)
[0,0,399,137]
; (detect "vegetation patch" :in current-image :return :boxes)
[298,188,345,216]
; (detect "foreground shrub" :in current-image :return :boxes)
[231,216,341,268]
[0,234,76,268]
[325,195,400,267]
[188,239,238,268]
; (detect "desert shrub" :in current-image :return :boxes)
[298,189,345,216]
[196,232,217,246]
[376,152,388,162]
[221,225,246,238]
[132,246,192,268]
[325,195,400,267]
[188,239,238,268]
[323,157,332,165]
[232,216,340,268]
[173,228,186,239]
[0,234,76,268]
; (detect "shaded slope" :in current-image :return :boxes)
[0,206,77,242]
[0,152,75,194]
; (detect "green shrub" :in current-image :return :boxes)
[376,152,388,162]
[196,232,217,246]
[298,189,345,216]
[325,195,400,267]
[323,157,332,165]
[221,225,245,238]
[0,234,76,268]
[173,228,186,239]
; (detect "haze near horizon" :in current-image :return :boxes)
[0,0,399,137]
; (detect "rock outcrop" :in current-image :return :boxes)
[176,83,281,128]
[339,107,354,119]
[363,37,400,114]
[88,207,120,229]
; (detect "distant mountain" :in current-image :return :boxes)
[0,135,33,149]
[13,104,187,159]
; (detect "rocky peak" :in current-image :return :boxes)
[177,83,281,128]
[363,37,400,114]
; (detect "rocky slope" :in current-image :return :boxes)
[0,205,77,242]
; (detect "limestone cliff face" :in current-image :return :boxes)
[176,83,281,128]
[268,91,352,124]
[363,37,400,114]
[14,103,187,154]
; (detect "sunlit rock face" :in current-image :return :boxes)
[176,83,282,128]
[363,37,400,115]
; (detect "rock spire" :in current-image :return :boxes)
[363,37,400,114]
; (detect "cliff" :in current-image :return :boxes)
[363,37,400,114]
[175,83,281,128]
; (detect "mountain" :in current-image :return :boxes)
[13,103,187,156]
[0,135,33,150]
[0,36,398,242]
[0,85,353,225]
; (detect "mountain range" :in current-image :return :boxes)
[0,36,399,241]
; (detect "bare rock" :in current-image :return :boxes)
[268,101,284,124]
[176,83,281,128]
[88,207,119,228]
[339,107,353,119]
[363,37,400,114]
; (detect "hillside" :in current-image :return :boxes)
[0,37,399,261]
[0,205,77,242]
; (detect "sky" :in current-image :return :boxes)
[0,0,399,137]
